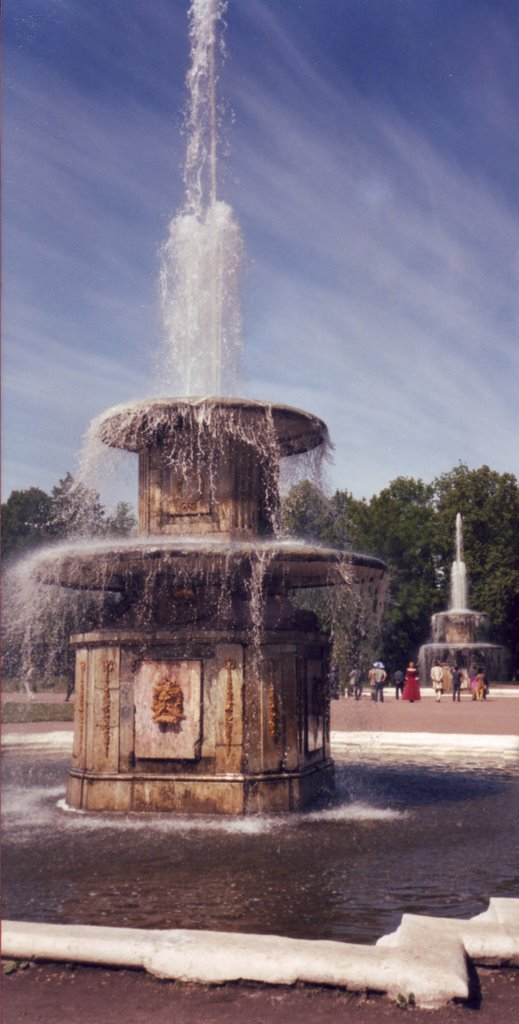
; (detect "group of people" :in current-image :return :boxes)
[348,660,490,702]
[431,661,489,702]
[349,661,421,702]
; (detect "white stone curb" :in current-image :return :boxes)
[2,731,74,750]
[331,730,519,755]
[3,898,519,1009]
[4,729,519,757]
[377,897,519,969]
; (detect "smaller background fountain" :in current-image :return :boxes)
[418,513,510,683]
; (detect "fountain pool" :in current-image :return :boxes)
[3,747,518,944]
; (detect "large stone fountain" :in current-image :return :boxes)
[418,513,509,683]
[26,3,388,815]
[37,397,386,814]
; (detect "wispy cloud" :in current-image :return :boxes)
[2,0,518,504]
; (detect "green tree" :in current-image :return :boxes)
[105,501,137,536]
[48,472,107,540]
[1,487,53,560]
[346,477,440,671]
[1,474,137,685]
[281,480,339,546]
[281,482,385,686]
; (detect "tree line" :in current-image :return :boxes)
[1,473,137,682]
[2,463,518,681]
[281,464,519,677]
[1,472,136,562]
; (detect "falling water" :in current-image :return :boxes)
[450,512,468,610]
[158,0,244,396]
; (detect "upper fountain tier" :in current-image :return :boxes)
[96,397,329,541]
[98,397,327,454]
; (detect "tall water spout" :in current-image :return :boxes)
[449,512,468,610]
[158,0,244,397]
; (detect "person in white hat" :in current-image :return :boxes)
[368,661,387,702]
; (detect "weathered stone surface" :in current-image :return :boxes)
[9,897,519,1008]
[59,398,387,814]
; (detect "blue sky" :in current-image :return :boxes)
[3,0,519,506]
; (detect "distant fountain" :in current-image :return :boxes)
[418,514,509,684]
[12,0,388,814]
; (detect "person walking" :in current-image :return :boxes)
[369,661,386,702]
[460,667,469,694]
[431,660,444,702]
[475,668,487,701]
[349,667,363,701]
[402,661,421,702]
[469,664,478,701]
[452,666,462,702]
[23,664,37,697]
[392,669,404,699]
[370,663,378,704]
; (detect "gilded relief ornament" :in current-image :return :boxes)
[152,675,186,728]
[78,660,86,744]
[102,658,114,755]
[267,659,282,744]
[225,658,236,754]
[297,660,304,753]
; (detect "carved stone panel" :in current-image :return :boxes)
[160,462,211,518]
[134,659,201,760]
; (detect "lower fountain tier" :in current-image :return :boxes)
[418,641,510,684]
[66,625,336,815]
[34,538,387,594]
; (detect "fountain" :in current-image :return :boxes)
[3,8,519,1003]
[418,513,509,683]
[24,0,387,815]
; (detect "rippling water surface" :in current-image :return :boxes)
[2,751,518,943]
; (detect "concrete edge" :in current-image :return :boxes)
[3,898,519,1009]
[331,730,519,753]
[2,731,74,749]
[4,729,519,756]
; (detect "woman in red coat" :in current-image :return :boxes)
[402,661,421,702]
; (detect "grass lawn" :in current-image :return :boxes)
[2,702,74,724]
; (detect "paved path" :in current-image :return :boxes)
[2,689,519,738]
[331,691,519,736]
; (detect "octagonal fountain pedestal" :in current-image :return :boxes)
[39,399,387,814]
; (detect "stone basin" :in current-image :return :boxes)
[33,537,386,594]
[96,397,328,456]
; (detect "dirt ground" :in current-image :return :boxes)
[2,961,518,1024]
